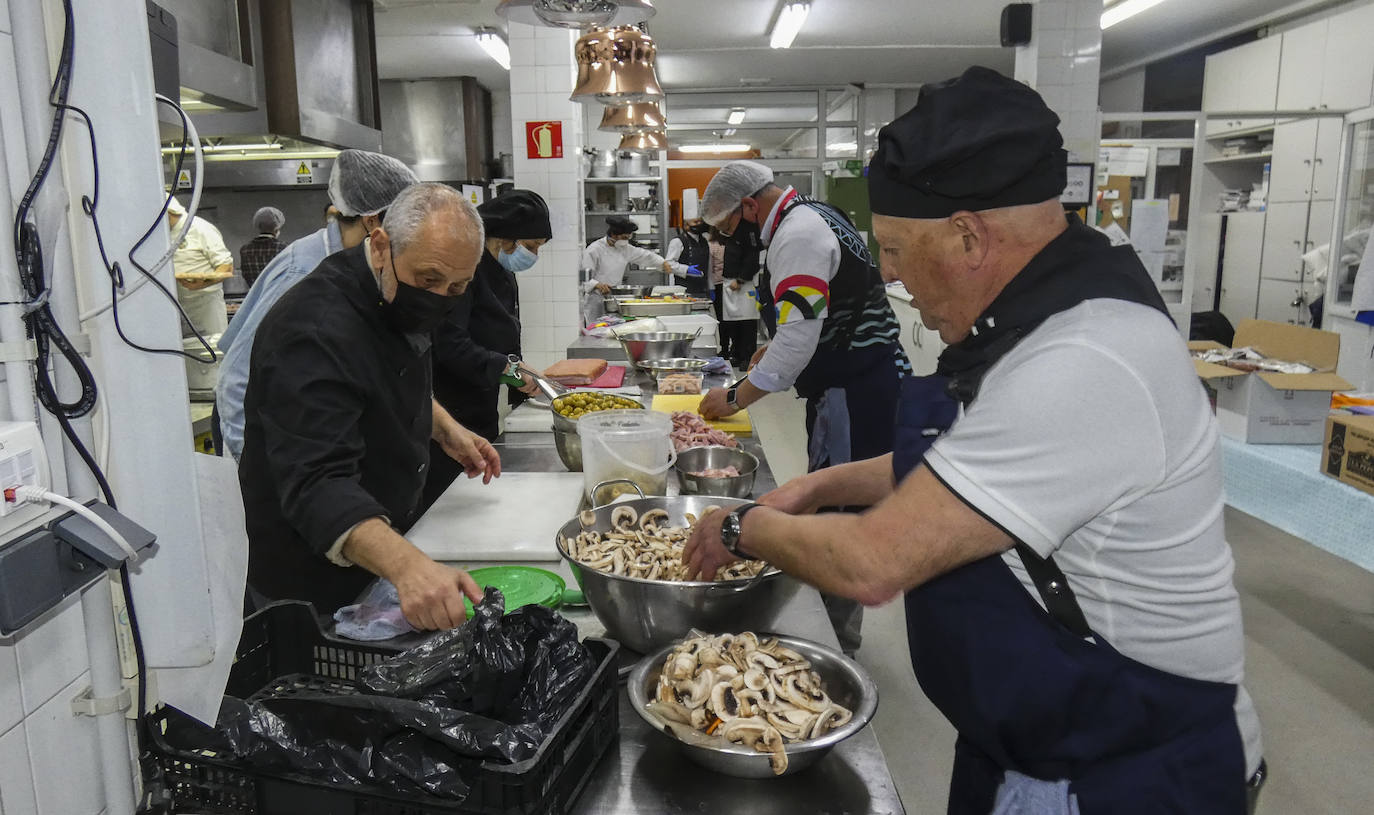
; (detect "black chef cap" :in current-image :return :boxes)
[868,66,1067,219]
[606,216,638,235]
[478,189,552,240]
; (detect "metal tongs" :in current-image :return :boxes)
[501,354,568,404]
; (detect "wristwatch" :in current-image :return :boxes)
[725,386,741,411]
[721,503,761,557]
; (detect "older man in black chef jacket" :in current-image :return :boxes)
[239,183,501,630]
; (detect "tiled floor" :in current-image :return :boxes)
[749,390,1374,814]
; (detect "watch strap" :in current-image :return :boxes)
[723,502,761,556]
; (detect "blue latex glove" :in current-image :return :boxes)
[685,264,703,278]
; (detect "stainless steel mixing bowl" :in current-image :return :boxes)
[617,331,695,367]
[674,446,759,498]
[627,633,879,778]
[554,494,798,653]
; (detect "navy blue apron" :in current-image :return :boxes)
[894,217,1249,814]
[895,376,1246,814]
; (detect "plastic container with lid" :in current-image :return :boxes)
[578,409,675,501]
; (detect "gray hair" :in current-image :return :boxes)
[382,183,484,256]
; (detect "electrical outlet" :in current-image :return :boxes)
[0,422,48,533]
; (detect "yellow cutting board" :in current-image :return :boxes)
[650,394,753,436]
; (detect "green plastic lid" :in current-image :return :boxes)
[465,566,566,616]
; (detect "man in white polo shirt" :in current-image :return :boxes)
[685,67,1264,814]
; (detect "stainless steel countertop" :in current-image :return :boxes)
[429,418,905,815]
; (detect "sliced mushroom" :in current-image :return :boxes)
[710,681,742,720]
[610,505,638,532]
[639,508,669,533]
[809,705,853,739]
[676,668,714,709]
[742,668,769,692]
[646,699,692,725]
[579,509,597,528]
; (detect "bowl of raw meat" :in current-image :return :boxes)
[675,446,758,498]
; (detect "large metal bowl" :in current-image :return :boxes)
[554,495,798,653]
[628,633,879,778]
[618,331,695,367]
[675,446,758,498]
[636,357,708,377]
[553,427,582,471]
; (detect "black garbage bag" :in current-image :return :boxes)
[212,588,595,800]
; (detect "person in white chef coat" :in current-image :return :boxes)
[168,197,234,339]
[580,216,674,324]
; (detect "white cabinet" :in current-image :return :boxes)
[1257,278,1305,324]
[1320,4,1374,111]
[1203,37,1282,112]
[1306,199,1334,258]
[1205,117,1275,137]
[1310,117,1343,200]
[1276,21,1326,112]
[1268,116,1342,203]
[1325,314,1374,391]
[1269,120,1319,202]
[1259,201,1309,281]
[1219,212,1265,322]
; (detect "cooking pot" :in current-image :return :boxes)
[588,148,617,178]
[616,150,651,178]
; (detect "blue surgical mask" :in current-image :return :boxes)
[498,243,538,272]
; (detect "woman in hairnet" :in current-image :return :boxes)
[579,216,675,324]
[419,190,552,511]
[239,206,287,287]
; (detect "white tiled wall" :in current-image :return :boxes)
[508,22,587,369]
[25,674,102,815]
[0,722,38,815]
[1018,0,1102,163]
[14,598,87,716]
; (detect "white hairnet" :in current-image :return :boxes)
[253,206,285,234]
[328,150,419,217]
[700,161,774,226]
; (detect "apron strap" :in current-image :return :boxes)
[1012,543,1093,638]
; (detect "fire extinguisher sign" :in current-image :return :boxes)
[525,121,563,159]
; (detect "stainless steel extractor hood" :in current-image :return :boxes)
[155,0,382,154]
[380,77,493,182]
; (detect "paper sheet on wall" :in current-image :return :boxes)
[1130,199,1170,253]
[153,453,247,724]
[1102,146,1150,177]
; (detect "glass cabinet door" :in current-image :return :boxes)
[1328,112,1374,313]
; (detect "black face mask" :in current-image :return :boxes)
[379,246,460,335]
[688,222,710,236]
[726,219,759,245]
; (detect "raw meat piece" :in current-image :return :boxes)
[670,410,739,453]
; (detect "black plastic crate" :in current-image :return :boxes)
[149,601,619,815]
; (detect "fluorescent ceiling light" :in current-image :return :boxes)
[723,128,737,136]
[1101,0,1168,29]
[476,28,511,70]
[727,108,746,125]
[828,142,857,152]
[769,1,809,49]
[678,143,751,153]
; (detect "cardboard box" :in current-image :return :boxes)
[1322,414,1374,497]
[1189,320,1353,444]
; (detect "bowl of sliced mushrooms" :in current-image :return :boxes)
[628,631,878,778]
[554,493,798,653]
